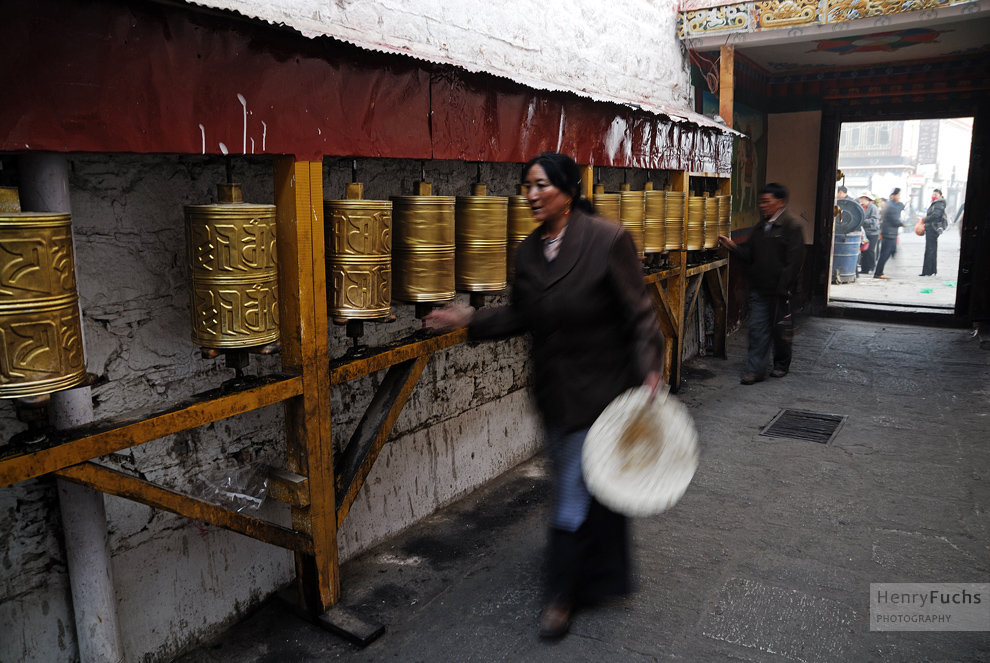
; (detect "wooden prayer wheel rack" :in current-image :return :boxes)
[0,160,731,647]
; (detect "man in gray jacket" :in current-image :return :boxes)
[874,188,904,279]
[719,183,804,384]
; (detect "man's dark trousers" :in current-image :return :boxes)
[746,291,792,377]
[874,236,897,277]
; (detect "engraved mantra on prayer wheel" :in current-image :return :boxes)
[643,189,667,254]
[391,193,456,303]
[704,196,719,249]
[325,199,392,319]
[593,187,620,224]
[619,189,646,257]
[664,191,686,251]
[686,196,706,251]
[455,186,508,293]
[184,197,279,349]
[0,212,87,398]
[507,193,539,282]
[717,195,732,239]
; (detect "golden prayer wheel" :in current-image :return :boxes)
[507,186,539,281]
[686,195,706,251]
[717,195,732,239]
[0,187,21,213]
[184,184,279,349]
[704,195,719,249]
[643,184,666,254]
[593,185,620,223]
[618,184,645,258]
[664,191,685,251]
[0,211,87,398]
[325,183,392,320]
[391,182,456,303]
[455,183,508,293]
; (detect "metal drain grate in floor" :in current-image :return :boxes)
[759,409,847,444]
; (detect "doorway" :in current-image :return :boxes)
[826,118,972,313]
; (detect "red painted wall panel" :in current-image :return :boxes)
[0,0,433,160]
[431,67,732,171]
[1,0,731,171]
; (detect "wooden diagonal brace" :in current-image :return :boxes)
[335,354,431,527]
[56,461,314,554]
[683,274,704,330]
[649,281,678,339]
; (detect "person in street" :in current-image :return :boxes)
[921,188,948,276]
[873,188,904,279]
[423,152,664,639]
[719,183,804,385]
[836,185,848,200]
[857,190,881,274]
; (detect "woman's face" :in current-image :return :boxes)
[524,164,572,223]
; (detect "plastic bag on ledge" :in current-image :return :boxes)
[196,462,268,513]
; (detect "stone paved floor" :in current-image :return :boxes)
[178,316,989,663]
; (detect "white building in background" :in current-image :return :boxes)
[839,118,972,220]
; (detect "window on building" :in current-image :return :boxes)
[878,124,890,146]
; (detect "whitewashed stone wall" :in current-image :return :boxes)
[0,155,542,663]
[190,0,693,112]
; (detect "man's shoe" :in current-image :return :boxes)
[770,369,788,378]
[538,600,572,638]
[873,275,890,279]
[740,375,764,385]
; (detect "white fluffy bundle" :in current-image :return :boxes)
[582,385,699,517]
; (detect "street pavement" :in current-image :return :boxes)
[178,316,989,663]
[828,224,961,310]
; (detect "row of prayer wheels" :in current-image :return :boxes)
[1,175,732,399]
[593,185,730,253]
[326,181,539,320]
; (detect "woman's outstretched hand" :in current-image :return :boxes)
[422,302,475,334]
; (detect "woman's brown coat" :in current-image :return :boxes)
[470,209,664,432]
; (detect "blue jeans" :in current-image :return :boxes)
[746,291,792,377]
[544,425,592,532]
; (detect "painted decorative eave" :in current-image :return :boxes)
[678,0,985,47]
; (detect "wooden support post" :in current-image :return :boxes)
[580,165,594,201]
[274,157,339,615]
[666,251,687,392]
[719,45,734,129]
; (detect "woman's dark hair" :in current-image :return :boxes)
[522,152,595,214]
[760,182,789,201]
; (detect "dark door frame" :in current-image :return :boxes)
[813,99,990,321]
